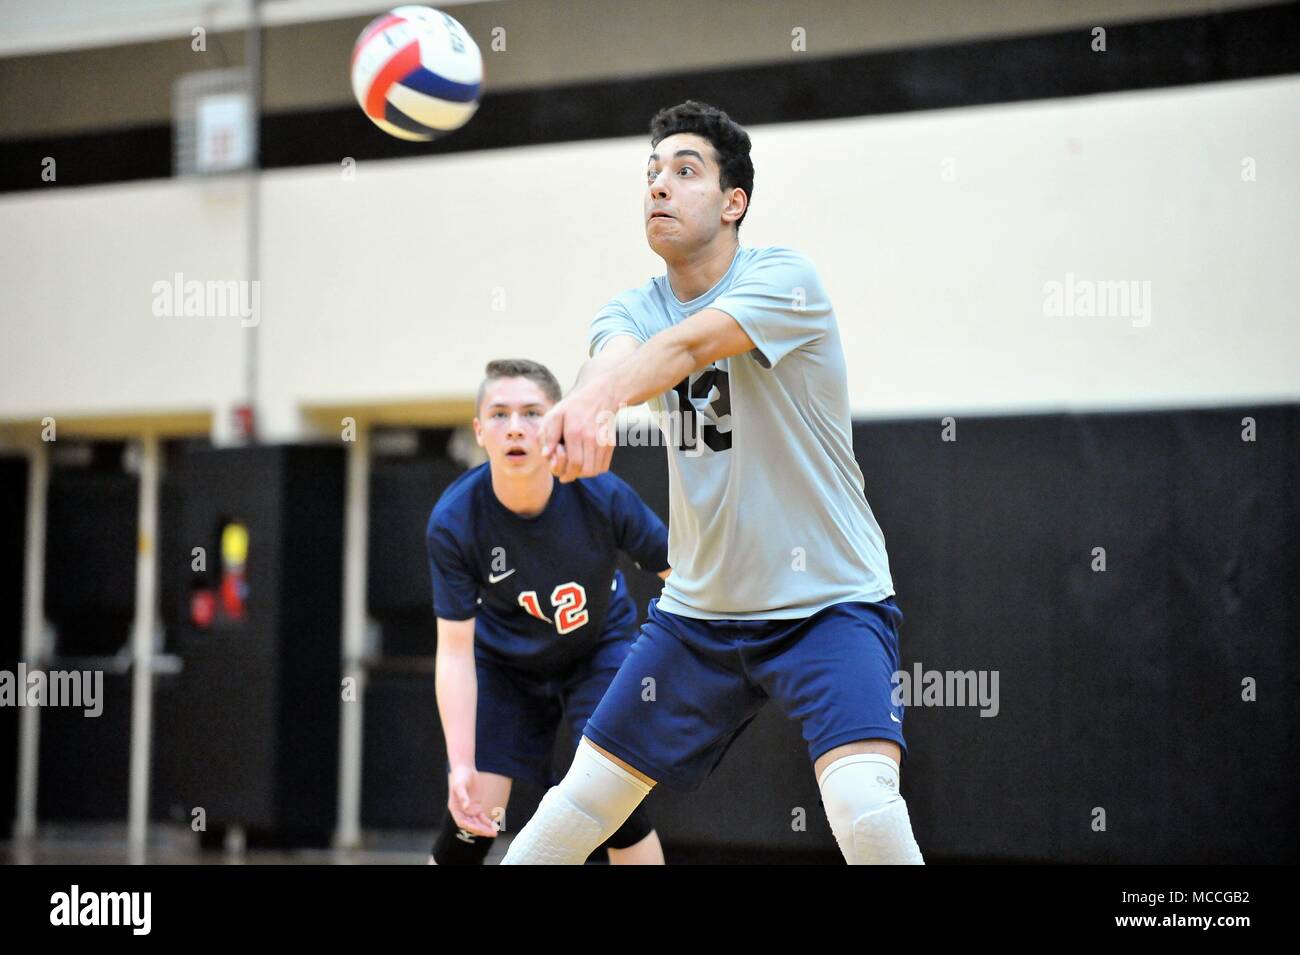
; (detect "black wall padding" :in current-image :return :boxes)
[1163,409,1298,863]
[851,406,1299,863]
[34,455,137,817]
[138,407,1294,862]
[367,450,466,619]
[361,671,440,829]
[44,468,137,655]
[355,408,1298,862]
[36,674,133,821]
[0,456,27,837]
[152,445,344,844]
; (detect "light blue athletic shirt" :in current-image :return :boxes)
[588,245,894,620]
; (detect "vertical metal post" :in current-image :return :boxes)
[127,433,161,863]
[14,441,49,842]
[335,422,370,849]
[244,0,262,424]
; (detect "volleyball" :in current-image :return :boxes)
[350,5,483,142]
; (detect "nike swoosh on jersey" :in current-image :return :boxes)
[487,568,516,583]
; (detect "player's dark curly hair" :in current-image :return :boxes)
[649,100,753,233]
[477,359,562,412]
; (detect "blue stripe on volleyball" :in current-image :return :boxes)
[397,66,481,103]
[383,102,438,138]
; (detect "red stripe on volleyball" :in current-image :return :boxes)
[364,38,422,120]
[351,13,405,68]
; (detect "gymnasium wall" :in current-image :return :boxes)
[2,73,1297,440]
[2,0,1297,864]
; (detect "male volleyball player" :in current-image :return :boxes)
[501,102,923,865]
[426,359,668,864]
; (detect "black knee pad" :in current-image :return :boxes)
[430,811,495,865]
[601,803,653,851]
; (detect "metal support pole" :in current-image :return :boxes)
[127,433,161,863]
[14,441,49,843]
[244,0,262,424]
[335,422,370,849]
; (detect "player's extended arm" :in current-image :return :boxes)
[545,334,641,479]
[542,309,756,481]
[571,334,641,391]
[607,308,754,407]
[434,616,496,835]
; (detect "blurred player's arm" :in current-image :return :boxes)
[434,615,496,834]
[658,568,671,580]
[434,616,478,769]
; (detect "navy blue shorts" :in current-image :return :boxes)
[469,636,633,787]
[583,596,907,791]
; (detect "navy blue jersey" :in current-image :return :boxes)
[426,464,670,675]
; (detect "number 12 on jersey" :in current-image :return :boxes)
[518,582,589,635]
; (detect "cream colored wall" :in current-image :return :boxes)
[0,177,248,423]
[2,74,1297,442]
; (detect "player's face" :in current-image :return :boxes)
[644,133,736,254]
[474,377,554,473]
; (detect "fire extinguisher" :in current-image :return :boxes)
[219,521,249,621]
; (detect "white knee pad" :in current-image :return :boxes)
[500,739,651,865]
[818,754,924,865]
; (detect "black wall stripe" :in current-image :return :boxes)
[3,2,1298,193]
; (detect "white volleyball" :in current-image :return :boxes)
[350,6,483,142]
